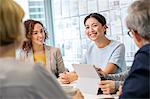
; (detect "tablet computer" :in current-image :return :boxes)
[72,64,101,79]
[72,64,100,94]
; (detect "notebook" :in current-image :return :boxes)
[72,64,101,94]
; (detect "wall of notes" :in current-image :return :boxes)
[51,0,137,70]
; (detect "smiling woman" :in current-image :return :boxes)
[59,13,127,86]
[17,19,67,78]
[81,13,126,74]
[31,23,46,47]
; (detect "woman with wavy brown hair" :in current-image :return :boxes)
[18,19,66,78]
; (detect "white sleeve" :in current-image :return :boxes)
[109,43,126,71]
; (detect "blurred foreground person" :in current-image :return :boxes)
[0,0,83,99]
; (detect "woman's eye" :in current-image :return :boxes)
[93,24,97,27]
[33,32,38,35]
[85,27,89,29]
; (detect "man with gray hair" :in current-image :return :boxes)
[120,0,150,98]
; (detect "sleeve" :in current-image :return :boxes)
[33,63,69,99]
[109,43,126,71]
[55,48,66,73]
[114,81,121,92]
[120,51,149,98]
[105,70,129,81]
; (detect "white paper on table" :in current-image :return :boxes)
[72,64,101,95]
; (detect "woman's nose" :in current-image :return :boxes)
[89,27,94,32]
[38,32,42,36]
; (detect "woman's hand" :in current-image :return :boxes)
[58,71,78,84]
[58,72,70,84]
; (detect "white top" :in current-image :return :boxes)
[0,57,69,99]
[81,40,126,73]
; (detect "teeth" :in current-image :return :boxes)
[90,34,96,36]
[90,32,97,34]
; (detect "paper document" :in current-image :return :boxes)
[72,64,100,94]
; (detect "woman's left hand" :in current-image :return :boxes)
[58,71,78,84]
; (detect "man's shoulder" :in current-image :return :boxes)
[139,44,150,53]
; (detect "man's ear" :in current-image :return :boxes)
[133,31,142,42]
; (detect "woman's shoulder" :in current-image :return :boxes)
[45,45,59,49]
[110,40,124,47]
[111,40,122,44]
[45,45,61,52]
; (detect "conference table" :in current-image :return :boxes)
[60,82,119,99]
[83,93,119,99]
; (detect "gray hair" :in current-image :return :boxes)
[126,0,150,41]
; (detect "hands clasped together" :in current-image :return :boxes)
[58,71,78,84]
